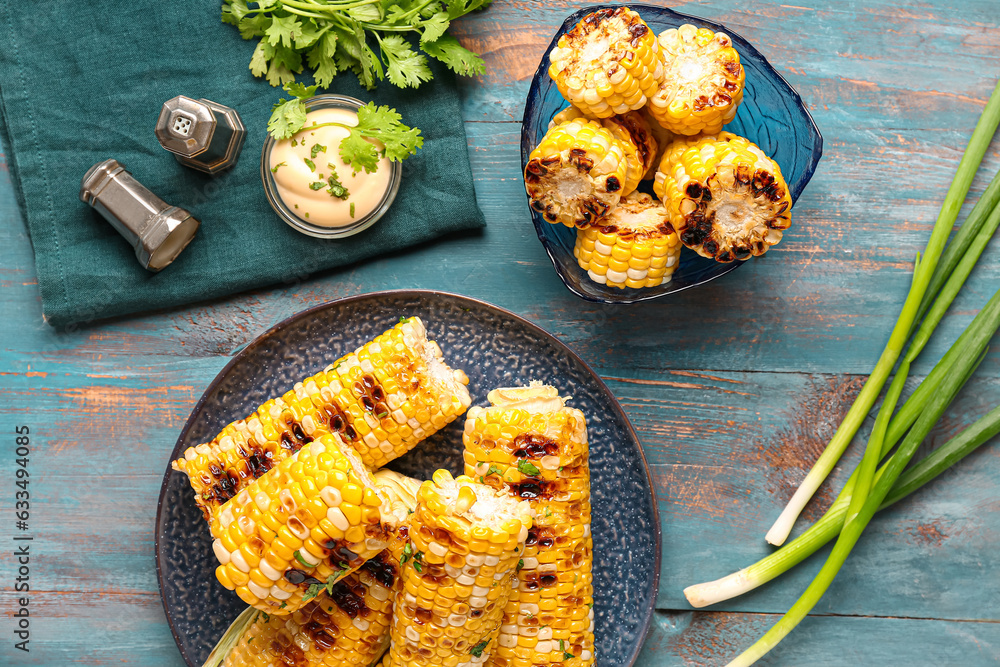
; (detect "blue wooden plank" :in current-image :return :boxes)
[635,610,1000,666]
[3,122,1000,378]
[2,0,1000,664]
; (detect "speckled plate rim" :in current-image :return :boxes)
[520,3,824,304]
[154,289,662,667]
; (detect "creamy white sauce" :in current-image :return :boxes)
[269,107,392,228]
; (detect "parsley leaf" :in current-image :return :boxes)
[311,143,327,158]
[486,463,504,477]
[304,158,316,172]
[421,35,485,77]
[221,0,489,92]
[419,12,451,45]
[267,86,422,173]
[309,181,326,190]
[340,102,423,172]
[267,83,315,139]
[469,639,489,658]
[265,15,301,48]
[379,35,433,89]
[517,459,541,477]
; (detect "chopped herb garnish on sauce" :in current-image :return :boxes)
[350,202,356,218]
[311,143,327,158]
[270,161,286,173]
[303,157,316,172]
[325,166,350,200]
[308,181,325,191]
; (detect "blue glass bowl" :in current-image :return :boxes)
[521,4,823,304]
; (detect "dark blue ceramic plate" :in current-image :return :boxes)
[521,4,823,304]
[155,290,660,667]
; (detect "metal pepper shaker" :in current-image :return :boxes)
[154,96,246,174]
[79,159,200,272]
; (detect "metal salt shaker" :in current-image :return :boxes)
[154,96,246,174]
[79,159,200,272]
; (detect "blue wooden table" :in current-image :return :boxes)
[2,1,1000,664]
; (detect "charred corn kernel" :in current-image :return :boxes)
[647,24,745,136]
[463,384,595,667]
[384,473,532,667]
[525,119,630,228]
[573,191,681,289]
[212,434,391,615]
[548,7,664,118]
[654,132,792,262]
[172,317,472,524]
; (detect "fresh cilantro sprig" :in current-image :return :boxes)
[268,83,423,173]
[222,0,491,91]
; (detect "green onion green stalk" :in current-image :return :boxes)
[727,286,1000,666]
[765,77,1000,546]
[684,300,996,608]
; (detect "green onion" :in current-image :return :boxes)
[726,289,1000,666]
[685,294,994,608]
[914,168,1000,328]
[765,76,1000,546]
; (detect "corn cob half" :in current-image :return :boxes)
[549,107,658,195]
[647,24,745,136]
[654,132,792,262]
[205,471,424,667]
[525,118,631,228]
[574,191,682,289]
[211,555,397,667]
[384,470,533,667]
[548,7,664,118]
[212,433,392,614]
[463,384,595,667]
[172,317,471,523]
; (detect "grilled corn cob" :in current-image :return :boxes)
[548,7,664,118]
[654,132,792,262]
[525,118,631,228]
[647,24,745,136]
[212,433,391,614]
[205,471,423,667]
[463,384,595,667]
[549,107,658,195]
[574,191,681,289]
[383,470,533,667]
[211,554,397,667]
[172,317,471,523]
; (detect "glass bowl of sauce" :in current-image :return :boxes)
[261,94,402,238]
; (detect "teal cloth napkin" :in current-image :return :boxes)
[0,1,485,327]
